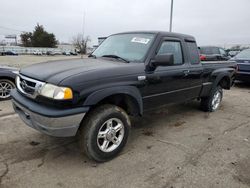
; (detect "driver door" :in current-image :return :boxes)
[142,38,192,110]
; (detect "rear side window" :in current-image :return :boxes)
[157,41,183,65]
[187,42,200,64]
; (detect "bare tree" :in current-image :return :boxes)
[72,34,91,58]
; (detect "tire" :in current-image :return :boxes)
[200,86,223,112]
[78,104,131,162]
[0,79,15,100]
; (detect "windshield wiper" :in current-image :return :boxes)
[102,55,130,63]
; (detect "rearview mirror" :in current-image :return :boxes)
[151,53,174,67]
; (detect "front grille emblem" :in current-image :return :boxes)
[21,80,28,90]
[17,75,45,99]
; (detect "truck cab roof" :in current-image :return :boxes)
[111,31,196,42]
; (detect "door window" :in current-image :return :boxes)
[157,41,183,65]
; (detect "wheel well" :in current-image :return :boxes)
[219,76,231,89]
[0,77,15,84]
[94,94,140,116]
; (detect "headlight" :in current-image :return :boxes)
[39,84,73,100]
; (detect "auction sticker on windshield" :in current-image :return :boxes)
[131,37,150,44]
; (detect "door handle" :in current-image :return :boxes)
[183,70,190,76]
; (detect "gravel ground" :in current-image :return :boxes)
[0,56,250,188]
[0,84,249,188]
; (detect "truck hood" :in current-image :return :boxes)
[20,58,142,85]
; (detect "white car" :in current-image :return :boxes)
[33,50,42,55]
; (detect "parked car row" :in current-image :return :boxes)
[0,51,19,56]
[62,51,78,56]
[33,50,78,56]
[199,46,249,61]
[198,46,250,83]
[0,50,78,56]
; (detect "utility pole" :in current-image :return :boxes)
[81,11,86,59]
[169,0,174,32]
[82,11,86,40]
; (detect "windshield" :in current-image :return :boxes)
[235,49,250,59]
[92,33,155,62]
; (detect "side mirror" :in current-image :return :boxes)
[151,53,174,67]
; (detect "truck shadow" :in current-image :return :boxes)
[131,101,201,129]
[3,101,202,167]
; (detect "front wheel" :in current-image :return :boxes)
[200,86,223,112]
[78,104,131,162]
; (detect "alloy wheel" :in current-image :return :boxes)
[97,118,125,153]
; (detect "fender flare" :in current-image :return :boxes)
[211,71,231,90]
[83,86,143,115]
[0,72,16,81]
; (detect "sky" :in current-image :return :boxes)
[0,0,250,46]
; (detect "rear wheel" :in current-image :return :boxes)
[78,104,131,162]
[200,86,223,112]
[0,79,15,100]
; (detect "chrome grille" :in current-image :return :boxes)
[16,74,45,99]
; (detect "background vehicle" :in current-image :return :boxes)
[0,66,17,100]
[228,50,241,57]
[199,46,229,61]
[4,51,18,56]
[11,31,236,162]
[46,51,62,56]
[70,51,78,56]
[0,51,6,56]
[232,49,250,82]
[33,50,43,55]
[63,51,71,56]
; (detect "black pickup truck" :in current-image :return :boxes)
[11,31,236,162]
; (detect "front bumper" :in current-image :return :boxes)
[11,89,89,137]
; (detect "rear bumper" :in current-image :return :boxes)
[236,71,250,82]
[11,89,89,137]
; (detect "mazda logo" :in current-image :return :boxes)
[21,80,28,90]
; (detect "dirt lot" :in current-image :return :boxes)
[0,56,250,188]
